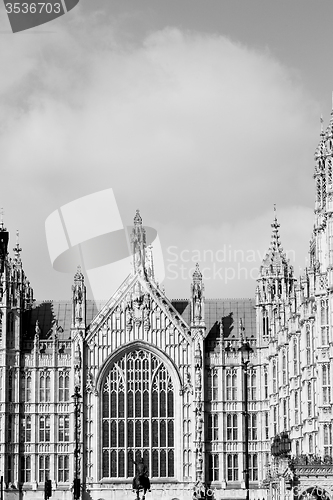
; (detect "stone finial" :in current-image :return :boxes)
[134,209,142,226]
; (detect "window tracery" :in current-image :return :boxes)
[208,453,219,481]
[20,455,31,482]
[324,424,333,457]
[39,372,50,402]
[208,413,218,441]
[248,369,256,400]
[322,364,331,405]
[226,369,237,400]
[306,325,312,365]
[58,371,69,402]
[272,360,277,393]
[227,454,238,481]
[226,414,237,441]
[321,299,329,345]
[101,349,175,479]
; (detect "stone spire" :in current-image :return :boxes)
[261,215,287,270]
[258,209,295,301]
[131,209,146,274]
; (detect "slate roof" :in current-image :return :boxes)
[22,300,107,340]
[171,298,256,341]
[23,298,256,342]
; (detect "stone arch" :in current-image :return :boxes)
[95,340,183,394]
[96,341,183,482]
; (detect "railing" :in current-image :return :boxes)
[290,454,333,466]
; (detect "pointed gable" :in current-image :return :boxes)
[86,272,191,349]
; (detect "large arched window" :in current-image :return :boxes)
[101,349,175,479]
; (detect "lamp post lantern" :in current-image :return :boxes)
[72,386,82,500]
[238,328,253,500]
[271,431,292,499]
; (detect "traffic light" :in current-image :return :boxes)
[73,478,81,499]
[285,478,293,491]
[44,479,52,499]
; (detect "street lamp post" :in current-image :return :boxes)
[271,432,292,500]
[72,386,82,500]
[239,335,253,500]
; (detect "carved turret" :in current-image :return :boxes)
[256,210,295,344]
[258,212,295,302]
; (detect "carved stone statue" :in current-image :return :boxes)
[193,283,202,319]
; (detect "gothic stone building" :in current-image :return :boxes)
[2,111,333,500]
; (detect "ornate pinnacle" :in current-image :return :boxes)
[13,230,22,261]
[74,265,84,281]
[270,211,284,255]
[35,319,41,334]
[193,263,202,281]
[0,208,6,232]
[261,211,290,273]
[239,318,245,340]
[134,209,142,226]
[271,220,280,245]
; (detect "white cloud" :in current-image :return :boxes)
[160,205,313,298]
[0,24,320,299]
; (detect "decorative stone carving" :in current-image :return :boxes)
[191,263,204,324]
[85,370,95,394]
[180,368,193,395]
[125,289,151,329]
[74,342,82,387]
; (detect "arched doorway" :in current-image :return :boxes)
[100,348,175,479]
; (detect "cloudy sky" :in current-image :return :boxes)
[1,1,333,301]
